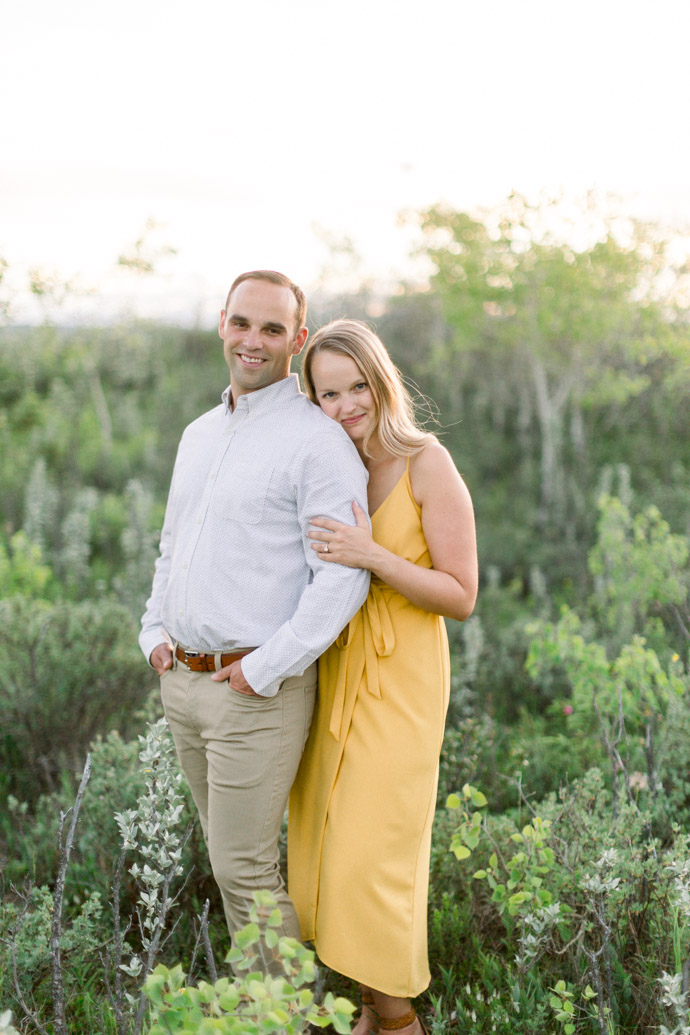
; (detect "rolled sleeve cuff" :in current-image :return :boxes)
[240,567,370,697]
[241,651,284,698]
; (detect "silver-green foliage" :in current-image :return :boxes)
[115,720,187,977]
[111,718,190,1034]
[114,479,161,619]
[0,1010,20,1035]
[659,971,690,1035]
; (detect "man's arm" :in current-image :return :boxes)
[214,425,370,697]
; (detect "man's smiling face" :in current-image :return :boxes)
[219,278,307,400]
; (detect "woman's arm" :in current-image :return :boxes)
[309,441,478,622]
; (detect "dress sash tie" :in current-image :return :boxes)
[329,580,396,740]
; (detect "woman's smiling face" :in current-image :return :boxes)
[309,351,377,448]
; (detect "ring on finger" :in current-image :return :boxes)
[323,542,329,553]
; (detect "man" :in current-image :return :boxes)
[139,270,369,971]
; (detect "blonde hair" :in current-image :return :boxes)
[303,319,433,458]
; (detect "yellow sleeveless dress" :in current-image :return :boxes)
[288,464,450,997]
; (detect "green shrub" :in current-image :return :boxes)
[144,892,354,1035]
[443,768,690,1032]
[0,595,151,800]
[0,531,54,599]
[1,722,353,1035]
[0,884,104,1014]
[427,962,553,1034]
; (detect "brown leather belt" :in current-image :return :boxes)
[174,646,255,673]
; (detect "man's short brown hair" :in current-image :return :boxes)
[225,271,307,336]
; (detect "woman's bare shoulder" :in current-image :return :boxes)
[410,438,462,478]
[410,439,470,503]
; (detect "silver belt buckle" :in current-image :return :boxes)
[183,649,200,660]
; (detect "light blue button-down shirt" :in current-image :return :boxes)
[139,374,370,696]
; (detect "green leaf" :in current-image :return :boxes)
[144,973,167,1005]
[235,922,260,948]
[252,889,278,908]
[446,793,461,810]
[251,982,271,1005]
[508,891,531,906]
[196,982,216,1004]
[267,908,283,927]
[218,987,241,1011]
[473,869,487,879]
[277,937,298,958]
[267,1009,290,1025]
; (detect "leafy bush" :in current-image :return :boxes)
[428,494,690,1033]
[0,531,54,599]
[0,595,151,800]
[441,766,690,1032]
[144,891,354,1035]
[1,720,353,1035]
[0,885,104,1017]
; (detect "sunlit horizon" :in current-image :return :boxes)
[2,0,690,326]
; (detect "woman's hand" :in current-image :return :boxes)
[309,501,377,570]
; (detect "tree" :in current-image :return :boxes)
[417,193,689,536]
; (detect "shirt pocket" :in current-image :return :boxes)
[211,464,274,525]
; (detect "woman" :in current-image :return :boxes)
[288,320,478,1034]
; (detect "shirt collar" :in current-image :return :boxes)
[222,373,301,414]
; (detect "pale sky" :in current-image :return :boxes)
[2,0,689,323]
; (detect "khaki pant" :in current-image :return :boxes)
[160,658,316,973]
